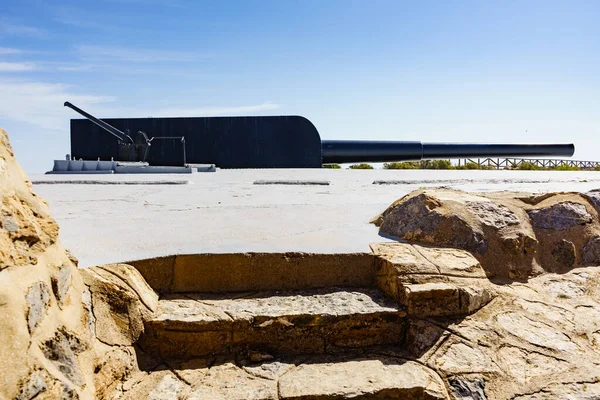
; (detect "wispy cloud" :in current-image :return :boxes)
[57,64,93,72]
[0,20,46,38]
[106,0,189,8]
[0,62,36,72]
[0,80,115,131]
[76,45,208,63]
[155,102,280,117]
[0,47,23,55]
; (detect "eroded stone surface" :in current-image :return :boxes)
[376,188,600,279]
[81,264,158,346]
[527,202,592,231]
[41,328,88,386]
[52,264,72,307]
[278,357,447,400]
[26,281,51,333]
[142,288,405,358]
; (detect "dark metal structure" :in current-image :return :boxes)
[320,141,575,164]
[65,102,575,168]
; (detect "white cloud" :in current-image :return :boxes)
[0,80,115,131]
[76,45,207,63]
[155,102,280,117]
[0,79,280,133]
[0,62,36,72]
[0,47,23,55]
[0,20,46,38]
[57,64,93,72]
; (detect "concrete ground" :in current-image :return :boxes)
[31,169,600,267]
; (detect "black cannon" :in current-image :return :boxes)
[320,140,574,164]
[64,102,186,166]
[65,101,574,168]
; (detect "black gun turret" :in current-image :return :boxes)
[65,101,575,168]
[64,102,186,165]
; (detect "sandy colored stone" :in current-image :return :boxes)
[413,244,486,278]
[80,264,158,346]
[376,188,600,279]
[0,129,97,399]
[188,362,277,400]
[51,264,72,308]
[121,369,190,400]
[26,281,51,333]
[142,288,405,358]
[171,252,374,293]
[278,357,447,399]
[527,202,592,230]
[376,189,540,279]
[96,263,159,313]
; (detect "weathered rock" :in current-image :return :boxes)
[376,189,540,279]
[141,288,404,358]
[527,201,592,230]
[16,369,49,400]
[379,192,488,255]
[80,264,158,346]
[582,235,600,265]
[550,239,576,269]
[466,200,520,229]
[26,281,51,333]
[51,264,72,308]
[513,382,600,399]
[278,357,447,399]
[187,362,276,400]
[448,377,487,400]
[372,243,493,317]
[377,188,600,279]
[41,328,88,386]
[92,345,137,399]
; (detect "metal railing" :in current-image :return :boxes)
[457,158,600,170]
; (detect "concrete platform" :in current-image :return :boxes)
[31,169,600,267]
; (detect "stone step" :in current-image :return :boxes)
[129,253,375,294]
[139,288,406,359]
[120,353,448,400]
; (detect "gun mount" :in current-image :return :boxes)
[64,102,186,166]
[63,101,575,169]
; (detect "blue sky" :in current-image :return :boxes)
[0,0,599,172]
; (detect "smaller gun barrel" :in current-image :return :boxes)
[64,101,133,144]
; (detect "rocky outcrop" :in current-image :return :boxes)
[0,129,159,399]
[5,120,600,400]
[0,128,95,399]
[375,188,600,280]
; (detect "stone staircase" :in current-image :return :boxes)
[116,249,493,399]
[141,288,405,359]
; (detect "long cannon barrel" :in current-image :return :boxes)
[64,101,133,144]
[321,140,575,164]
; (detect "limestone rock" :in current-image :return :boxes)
[16,369,49,400]
[0,128,111,399]
[81,264,158,346]
[582,235,600,264]
[372,243,493,317]
[448,377,487,400]
[26,281,51,333]
[278,357,447,399]
[376,188,600,279]
[0,128,58,270]
[51,264,72,308]
[376,189,539,279]
[41,328,88,386]
[528,201,592,230]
